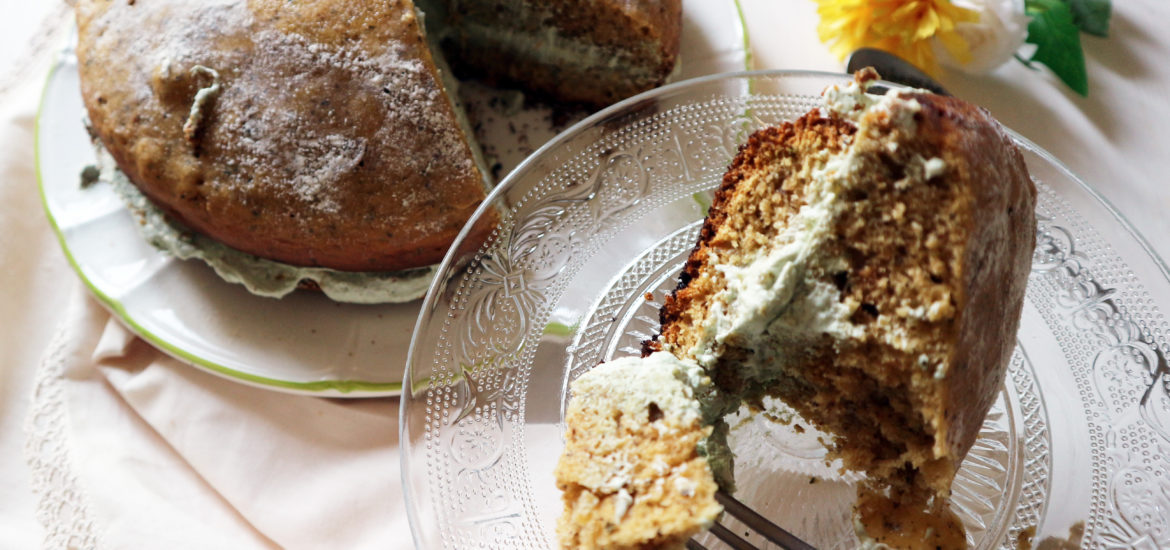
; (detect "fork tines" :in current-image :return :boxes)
[687,491,817,550]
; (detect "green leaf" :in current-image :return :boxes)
[1025,0,1089,96]
[1024,0,1061,14]
[1068,0,1112,37]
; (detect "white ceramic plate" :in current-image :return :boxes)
[37,0,751,397]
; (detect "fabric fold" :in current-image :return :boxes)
[25,286,415,549]
[94,328,407,550]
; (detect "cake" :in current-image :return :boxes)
[75,0,681,301]
[555,352,726,550]
[560,70,1037,548]
[423,0,683,106]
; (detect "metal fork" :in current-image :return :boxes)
[846,47,951,97]
[687,491,817,550]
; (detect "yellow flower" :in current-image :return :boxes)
[815,0,981,76]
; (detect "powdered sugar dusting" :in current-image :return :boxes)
[90,0,480,228]
[289,135,367,214]
[207,25,460,220]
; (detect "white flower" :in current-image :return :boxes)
[936,0,1031,74]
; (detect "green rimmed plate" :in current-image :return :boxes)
[36,0,751,398]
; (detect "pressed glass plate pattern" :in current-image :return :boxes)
[401,72,1170,549]
[1028,183,1170,547]
[566,226,1052,549]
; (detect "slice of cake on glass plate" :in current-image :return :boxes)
[557,69,1037,550]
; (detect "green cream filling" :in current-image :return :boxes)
[418,0,663,88]
[452,20,659,82]
[92,144,436,304]
[697,419,735,491]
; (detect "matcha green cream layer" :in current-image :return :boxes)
[683,81,926,382]
[446,19,659,80]
[417,0,664,88]
[92,144,436,304]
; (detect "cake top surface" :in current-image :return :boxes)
[76,0,488,271]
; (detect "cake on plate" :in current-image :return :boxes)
[559,69,1037,549]
[75,0,681,301]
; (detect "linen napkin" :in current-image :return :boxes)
[27,284,413,550]
[10,5,414,545]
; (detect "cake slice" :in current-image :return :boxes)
[552,68,1038,548]
[77,0,493,273]
[641,69,1036,547]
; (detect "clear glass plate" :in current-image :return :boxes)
[36,0,748,397]
[401,71,1170,548]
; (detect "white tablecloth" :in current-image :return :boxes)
[2,1,1168,548]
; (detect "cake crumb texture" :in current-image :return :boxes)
[555,355,722,550]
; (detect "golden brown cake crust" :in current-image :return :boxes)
[904,91,1036,467]
[76,0,489,272]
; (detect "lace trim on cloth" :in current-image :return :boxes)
[19,5,103,546]
[23,300,102,550]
